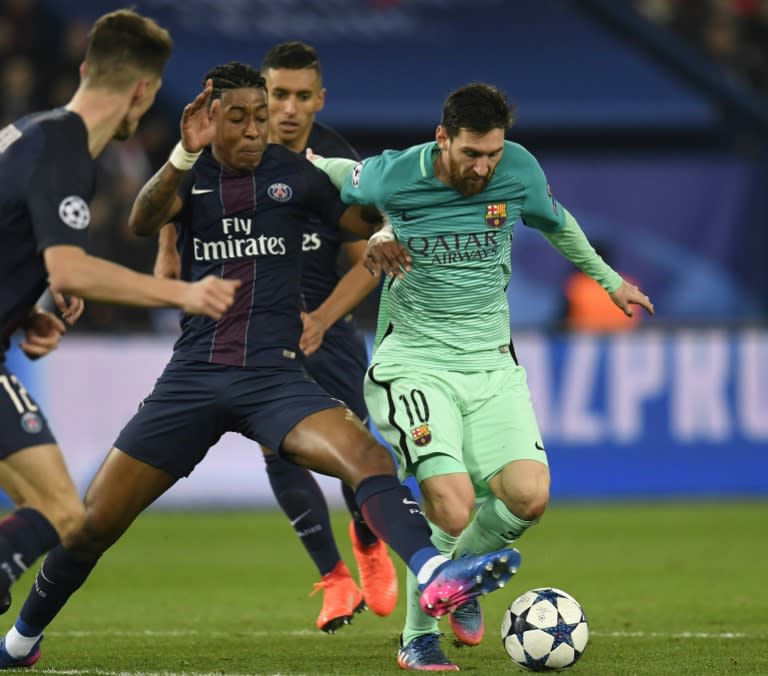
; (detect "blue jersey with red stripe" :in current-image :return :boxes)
[171,143,347,368]
[299,121,360,313]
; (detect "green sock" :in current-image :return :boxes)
[402,521,457,644]
[453,497,536,557]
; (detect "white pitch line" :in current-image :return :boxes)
[591,630,755,639]
[33,671,302,676]
[45,628,760,640]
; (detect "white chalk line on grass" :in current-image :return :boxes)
[34,671,301,676]
[45,629,759,640]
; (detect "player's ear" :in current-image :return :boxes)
[131,77,151,107]
[209,96,222,120]
[435,125,448,152]
[315,87,326,112]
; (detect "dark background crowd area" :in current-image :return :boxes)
[629,0,768,95]
[1,0,176,332]
[2,0,767,333]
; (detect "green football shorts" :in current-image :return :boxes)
[364,361,548,500]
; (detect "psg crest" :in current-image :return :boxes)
[267,183,293,202]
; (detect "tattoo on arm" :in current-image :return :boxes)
[130,163,185,236]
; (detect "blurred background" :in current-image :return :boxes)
[3,0,767,506]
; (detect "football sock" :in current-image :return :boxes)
[402,521,456,644]
[12,546,98,647]
[403,568,438,643]
[355,475,443,578]
[264,453,341,576]
[0,508,59,594]
[341,480,378,547]
[453,497,536,556]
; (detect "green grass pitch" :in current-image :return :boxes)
[3,501,766,675]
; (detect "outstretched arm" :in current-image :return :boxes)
[44,244,238,320]
[542,210,654,318]
[311,156,358,190]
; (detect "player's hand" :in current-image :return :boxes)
[364,239,412,280]
[299,311,327,356]
[609,280,655,318]
[305,147,324,163]
[51,292,84,326]
[19,309,67,360]
[181,276,241,320]
[179,79,219,153]
[154,248,181,279]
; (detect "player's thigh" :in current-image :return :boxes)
[115,360,227,478]
[462,367,548,500]
[365,363,466,483]
[281,406,394,486]
[0,366,81,518]
[304,326,369,422]
[0,365,57,463]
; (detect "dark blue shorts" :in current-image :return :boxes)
[0,365,56,458]
[114,360,342,478]
[304,319,369,423]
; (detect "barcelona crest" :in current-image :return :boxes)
[485,203,507,228]
[410,424,432,447]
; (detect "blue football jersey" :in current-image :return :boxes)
[0,109,94,358]
[171,143,347,368]
[299,121,361,313]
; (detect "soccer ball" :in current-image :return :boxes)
[501,587,588,671]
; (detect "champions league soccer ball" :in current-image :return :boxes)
[501,587,589,671]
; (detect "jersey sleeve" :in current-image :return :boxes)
[339,154,389,209]
[25,128,93,253]
[519,151,566,233]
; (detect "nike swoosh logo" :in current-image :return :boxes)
[290,509,312,526]
[402,498,420,507]
[191,186,214,195]
[535,442,545,451]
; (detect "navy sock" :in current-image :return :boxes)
[341,480,378,547]
[19,545,98,632]
[0,508,59,593]
[356,475,437,576]
[265,454,341,576]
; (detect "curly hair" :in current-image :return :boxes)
[203,62,266,102]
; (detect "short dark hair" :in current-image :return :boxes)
[440,83,516,138]
[261,41,322,80]
[84,9,172,89]
[203,62,266,102]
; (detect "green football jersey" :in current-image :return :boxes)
[342,140,565,370]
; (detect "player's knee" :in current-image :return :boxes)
[426,501,473,537]
[47,499,86,542]
[358,440,397,475]
[67,502,126,556]
[497,483,549,522]
[493,460,550,521]
[516,492,549,522]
